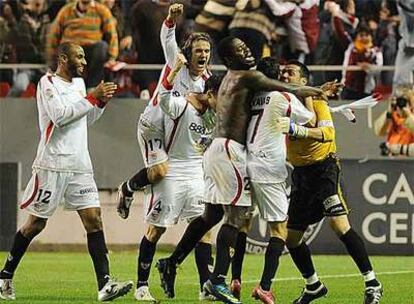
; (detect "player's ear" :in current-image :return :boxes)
[300,76,307,86]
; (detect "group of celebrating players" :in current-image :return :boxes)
[0,3,383,304]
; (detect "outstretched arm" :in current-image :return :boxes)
[244,70,324,99]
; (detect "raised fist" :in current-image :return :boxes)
[167,3,184,22]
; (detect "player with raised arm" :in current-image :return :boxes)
[116,3,212,218]
[0,42,133,302]
[134,53,221,302]
[156,37,323,304]
[277,60,383,304]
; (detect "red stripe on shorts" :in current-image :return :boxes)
[20,174,39,209]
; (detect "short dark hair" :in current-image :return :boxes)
[257,57,280,80]
[204,73,224,94]
[287,59,310,81]
[355,25,372,37]
[181,32,212,62]
[57,42,77,57]
[217,36,237,64]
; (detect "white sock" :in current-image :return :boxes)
[363,270,376,282]
[305,273,319,285]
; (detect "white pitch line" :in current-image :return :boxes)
[186,270,414,285]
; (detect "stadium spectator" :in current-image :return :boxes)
[0,42,133,302]
[228,0,279,61]
[341,25,383,99]
[194,0,238,63]
[6,0,47,97]
[314,0,359,84]
[47,0,118,89]
[393,0,414,90]
[0,0,19,87]
[377,0,398,86]
[374,86,414,155]
[130,0,182,94]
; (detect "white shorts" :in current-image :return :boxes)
[143,177,205,227]
[203,138,251,207]
[137,117,168,168]
[20,169,100,218]
[251,181,288,222]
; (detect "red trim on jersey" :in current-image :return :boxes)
[47,75,53,84]
[20,174,39,209]
[164,19,175,28]
[165,102,188,153]
[146,186,155,215]
[152,65,171,106]
[281,92,292,117]
[45,121,54,144]
[225,139,243,205]
[86,95,106,108]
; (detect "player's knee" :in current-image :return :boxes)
[147,162,169,183]
[328,215,351,236]
[81,211,103,233]
[223,206,251,229]
[145,225,166,242]
[21,216,47,238]
[269,221,288,241]
[202,204,224,227]
[286,228,304,249]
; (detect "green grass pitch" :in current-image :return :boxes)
[0,251,412,303]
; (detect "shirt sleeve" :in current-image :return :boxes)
[159,78,187,119]
[37,75,96,128]
[314,99,335,142]
[287,93,314,125]
[160,20,179,67]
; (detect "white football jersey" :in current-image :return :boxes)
[159,84,213,180]
[33,73,104,173]
[140,20,210,134]
[247,91,313,182]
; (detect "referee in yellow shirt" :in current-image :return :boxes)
[276,60,383,304]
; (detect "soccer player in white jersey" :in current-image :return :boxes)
[134,54,221,302]
[0,42,133,302]
[246,57,314,303]
[117,3,212,218]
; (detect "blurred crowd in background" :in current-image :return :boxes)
[0,0,413,155]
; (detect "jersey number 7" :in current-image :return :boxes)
[249,109,264,143]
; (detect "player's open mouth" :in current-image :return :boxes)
[78,66,84,73]
[197,59,206,68]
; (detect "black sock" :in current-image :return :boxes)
[288,242,316,279]
[231,232,247,281]
[194,242,213,290]
[0,231,33,279]
[87,230,110,290]
[260,237,285,291]
[210,224,239,285]
[128,168,150,191]
[170,215,218,265]
[339,229,373,274]
[137,236,157,288]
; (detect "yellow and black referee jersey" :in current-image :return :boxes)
[287,98,337,167]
